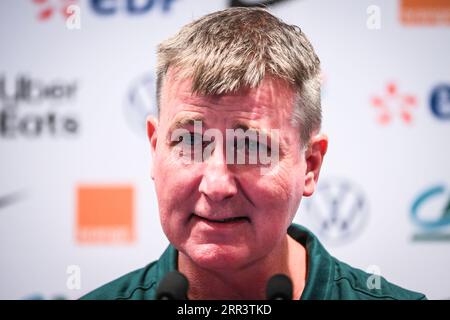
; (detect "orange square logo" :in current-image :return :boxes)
[76,185,134,244]
[400,0,450,25]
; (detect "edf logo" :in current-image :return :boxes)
[430,84,450,120]
[90,0,177,15]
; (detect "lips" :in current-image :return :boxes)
[192,213,250,223]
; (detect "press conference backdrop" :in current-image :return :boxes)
[0,0,449,300]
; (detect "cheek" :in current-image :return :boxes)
[242,161,305,225]
[254,164,303,203]
[153,147,213,231]
[154,144,193,190]
[153,148,195,219]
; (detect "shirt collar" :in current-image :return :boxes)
[288,223,335,300]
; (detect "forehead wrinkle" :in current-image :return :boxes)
[179,94,262,113]
[174,97,269,130]
[165,74,291,120]
[178,98,283,129]
[163,75,296,137]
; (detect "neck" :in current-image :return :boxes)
[178,235,307,300]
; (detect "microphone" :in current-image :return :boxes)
[156,271,189,300]
[266,274,293,300]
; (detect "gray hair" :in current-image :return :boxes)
[156,7,322,145]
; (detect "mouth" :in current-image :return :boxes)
[191,213,250,224]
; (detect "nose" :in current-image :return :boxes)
[198,143,238,202]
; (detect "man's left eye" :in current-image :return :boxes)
[234,138,270,154]
[245,138,259,151]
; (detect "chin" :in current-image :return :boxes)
[183,242,252,272]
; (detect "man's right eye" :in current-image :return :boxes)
[171,132,206,149]
[177,132,203,146]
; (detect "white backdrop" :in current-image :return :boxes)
[0,0,449,300]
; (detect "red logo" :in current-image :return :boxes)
[370,82,418,125]
[32,0,77,21]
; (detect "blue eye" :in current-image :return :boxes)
[246,138,258,152]
[235,137,271,154]
[179,132,203,146]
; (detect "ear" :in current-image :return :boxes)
[303,133,328,197]
[146,115,158,180]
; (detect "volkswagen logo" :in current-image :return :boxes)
[300,178,369,245]
[123,73,157,137]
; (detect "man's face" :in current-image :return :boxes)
[148,71,322,271]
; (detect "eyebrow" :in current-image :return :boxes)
[169,115,205,130]
[231,120,285,155]
[231,120,270,138]
[166,116,279,143]
[166,115,206,141]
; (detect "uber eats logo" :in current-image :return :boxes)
[0,74,79,138]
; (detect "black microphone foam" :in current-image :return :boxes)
[156,271,189,300]
[266,274,293,300]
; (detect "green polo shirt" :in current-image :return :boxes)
[81,224,426,300]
